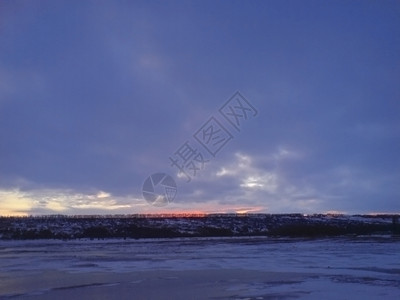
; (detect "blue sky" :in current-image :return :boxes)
[1,0,399,215]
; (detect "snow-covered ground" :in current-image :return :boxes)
[0,236,399,299]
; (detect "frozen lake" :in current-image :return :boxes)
[0,236,399,299]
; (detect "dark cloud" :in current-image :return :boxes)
[1,1,399,215]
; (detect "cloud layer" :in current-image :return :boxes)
[1,1,399,215]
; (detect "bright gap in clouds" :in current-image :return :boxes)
[0,147,394,216]
[0,189,134,216]
[1,145,398,216]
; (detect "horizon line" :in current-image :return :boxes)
[1,212,400,218]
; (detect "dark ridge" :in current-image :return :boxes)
[0,214,399,240]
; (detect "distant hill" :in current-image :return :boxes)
[0,214,399,240]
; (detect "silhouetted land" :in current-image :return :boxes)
[0,214,399,240]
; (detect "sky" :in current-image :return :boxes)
[0,0,399,216]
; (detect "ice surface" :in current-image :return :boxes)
[0,236,399,299]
